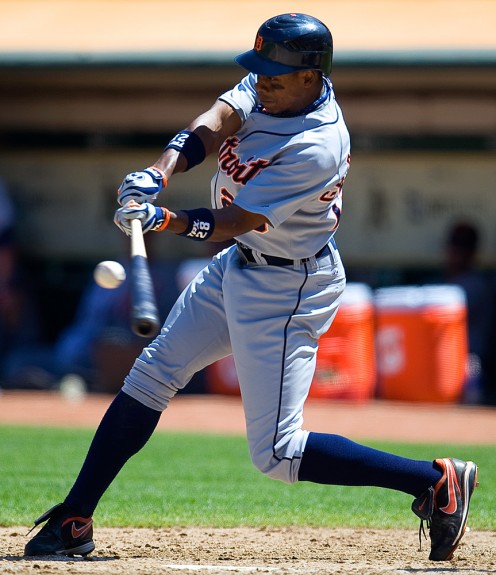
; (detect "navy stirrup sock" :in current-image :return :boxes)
[65,391,161,517]
[298,432,442,496]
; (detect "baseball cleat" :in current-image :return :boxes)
[24,503,95,557]
[412,457,478,561]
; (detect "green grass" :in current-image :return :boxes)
[1,425,494,530]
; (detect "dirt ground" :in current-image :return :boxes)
[1,391,495,575]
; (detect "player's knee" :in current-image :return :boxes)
[249,449,301,484]
[247,429,308,484]
[123,371,176,412]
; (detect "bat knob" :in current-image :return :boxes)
[132,317,160,338]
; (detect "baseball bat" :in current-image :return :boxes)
[130,218,161,338]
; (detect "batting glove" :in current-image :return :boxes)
[114,200,168,236]
[117,167,167,206]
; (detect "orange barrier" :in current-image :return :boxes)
[309,283,376,401]
[205,355,240,396]
[206,283,468,404]
[375,285,468,403]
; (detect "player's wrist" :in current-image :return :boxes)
[177,208,215,241]
[147,166,168,188]
[153,207,171,232]
[164,130,206,171]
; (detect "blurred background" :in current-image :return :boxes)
[1,0,495,404]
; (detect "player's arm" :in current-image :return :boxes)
[154,99,242,178]
[168,204,267,243]
[117,100,241,206]
[115,202,269,243]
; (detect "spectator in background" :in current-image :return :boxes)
[0,179,44,388]
[441,221,494,404]
[3,256,180,394]
[0,206,195,395]
[0,179,17,349]
[53,259,178,394]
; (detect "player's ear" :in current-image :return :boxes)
[301,70,319,87]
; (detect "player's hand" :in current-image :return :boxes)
[114,200,167,236]
[117,167,167,206]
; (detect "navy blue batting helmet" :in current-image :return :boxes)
[235,13,333,77]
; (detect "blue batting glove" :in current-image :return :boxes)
[117,167,167,206]
[114,201,167,236]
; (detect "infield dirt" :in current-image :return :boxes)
[1,391,495,574]
[2,525,495,575]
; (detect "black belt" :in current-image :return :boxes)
[236,242,330,267]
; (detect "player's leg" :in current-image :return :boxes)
[121,248,234,411]
[227,247,475,559]
[228,248,441,490]
[70,251,233,507]
[25,248,234,556]
[224,247,348,482]
[299,435,477,560]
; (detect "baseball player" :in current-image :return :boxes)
[25,13,477,562]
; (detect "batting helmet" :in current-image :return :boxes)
[235,13,333,77]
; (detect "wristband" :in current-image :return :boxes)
[148,166,168,188]
[178,208,215,241]
[164,130,206,171]
[154,207,171,232]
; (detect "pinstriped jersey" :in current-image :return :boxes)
[214,73,351,259]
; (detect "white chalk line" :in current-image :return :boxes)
[163,566,280,572]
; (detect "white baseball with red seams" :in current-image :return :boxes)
[93,260,126,289]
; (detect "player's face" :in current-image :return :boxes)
[254,71,320,115]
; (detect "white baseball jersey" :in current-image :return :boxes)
[215,73,350,259]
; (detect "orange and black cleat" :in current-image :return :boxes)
[24,503,94,557]
[412,458,478,561]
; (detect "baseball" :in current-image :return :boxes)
[94,260,126,289]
